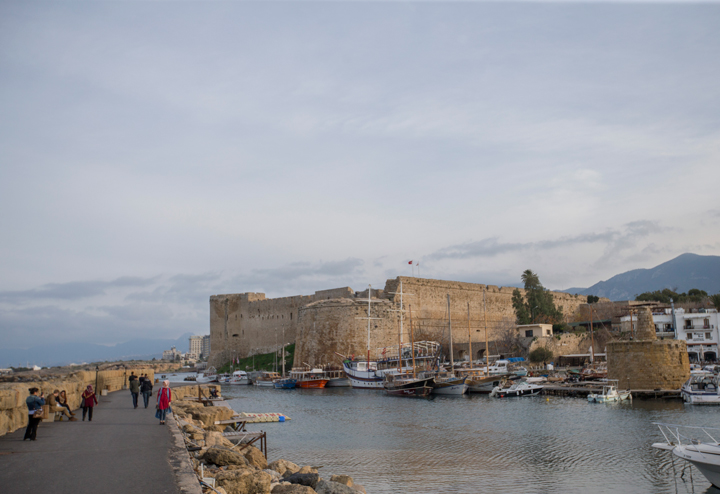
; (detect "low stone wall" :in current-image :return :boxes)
[0,368,156,436]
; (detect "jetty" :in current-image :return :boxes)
[542,383,681,399]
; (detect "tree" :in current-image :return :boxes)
[529,347,554,363]
[587,295,600,304]
[512,269,563,325]
[711,294,720,311]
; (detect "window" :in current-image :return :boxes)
[707,333,712,340]
[525,330,533,337]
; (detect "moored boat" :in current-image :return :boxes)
[430,373,468,395]
[196,367,219,384]
[273,378,297,389]
[653,423,720,488]
[253,371,281,387]
[680,372,720,405]
[289,368,329,388]
[383,372,435,398]
[588,381,631,403]
[228,370,250,385]
[490,380,543,398]
[323,367,350,387]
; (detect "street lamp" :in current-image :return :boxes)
[95,365,99,396]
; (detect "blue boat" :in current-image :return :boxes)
[273,378,297,389]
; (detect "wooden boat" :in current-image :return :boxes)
[323,368,350,387]
[273,378,297,389]
[289,368,329,388]
[429,372,468,395]
[383,372,434,397]
[253,371,281,387]
[580,364,607,381]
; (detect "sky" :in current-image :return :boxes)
[1,0,719,350]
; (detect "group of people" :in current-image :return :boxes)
[128,372,172,424]
[24,385,98,440]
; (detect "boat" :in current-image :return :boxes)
[196,367,219,384]
[228,370,250,385]
[580,364,608,381]
[323,367,350,387]
[253,371,281,387]
[490,380,543,398]
[273,378,297,389]
[652,423,720,488]
[430,374,468,395]
[587,381,631,403]
[680,372,720,405]
[183,375,197,382]
[289,368,329,388]
[461,372,509,394]
[383,372,435,398]
[485,358,527,377]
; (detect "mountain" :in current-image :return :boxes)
[564,253,720,301]
[0,333,194,368]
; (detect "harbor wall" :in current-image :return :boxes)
[210,276,590,368]
[0,368,157,436]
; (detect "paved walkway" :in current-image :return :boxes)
[0,388,182,494]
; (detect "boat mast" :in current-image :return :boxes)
[447,294,454,374]
[409,304,417,378]
[467,301,472,366]
[397,302,402,373]
[589,305,595,364]
[282,324,286,377]
[484,287,489,372]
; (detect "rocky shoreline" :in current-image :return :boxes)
[172,399,367,494]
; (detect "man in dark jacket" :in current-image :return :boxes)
[128,373,140,408]
[140,376,153,408]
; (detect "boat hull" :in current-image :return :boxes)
[297,379,328,389]
[254,380,275,388]
[674,445,720,488]
[385,385,433,397]
[196,375,218,384]
[432,383,468,395]
[681,390,720,405]
[273,379,297,389]
[325,377,351,387]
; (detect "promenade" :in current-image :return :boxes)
[0,388,183,494]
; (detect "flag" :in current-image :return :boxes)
[408,260,413,265]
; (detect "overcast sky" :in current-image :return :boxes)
[1,0,719,349]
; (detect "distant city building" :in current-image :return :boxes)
[189,335,203,359]
[620,308,719,363]
[162,346,181,360]
[202,335,211,358]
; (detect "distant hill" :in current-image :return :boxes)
[0,333,194,368]
[564,253,720,302]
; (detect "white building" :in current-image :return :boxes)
[162,346,182,361]
[620,308,720,362]
[189,335,203,360]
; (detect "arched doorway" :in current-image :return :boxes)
[704,351,717,363]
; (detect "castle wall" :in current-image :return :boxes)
[607,340,690,389]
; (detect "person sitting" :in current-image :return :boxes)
[57,390,75,416]
[47,390,77,421]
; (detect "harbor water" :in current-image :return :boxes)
[167,374,719,494]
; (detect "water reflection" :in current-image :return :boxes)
[173,375,719,494]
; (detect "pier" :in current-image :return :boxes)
[541,383,681,399]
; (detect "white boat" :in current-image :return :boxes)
[490,380,543,398]
[652,423,720,488]
[228,370,250,385]
[196,367,219,384]
[681,372,720,404]
[253,371,281,387]
[588,381,631,403]
[431,375,468,395]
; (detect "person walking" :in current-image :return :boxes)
[129,372,140,409]
[156,380,172,425]
[81,385,98,421]
[140,375,153,409]
[24,387,45,441]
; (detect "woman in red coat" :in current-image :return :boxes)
[156,380,172,425]
[81,385,98,421]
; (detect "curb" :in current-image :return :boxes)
[167,414,203,494]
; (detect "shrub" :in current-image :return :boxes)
[529,347,554,363]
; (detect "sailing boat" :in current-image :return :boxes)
[428,294,468,395]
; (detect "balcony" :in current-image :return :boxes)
[684,324,714,331]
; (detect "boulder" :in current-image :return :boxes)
[263,469,283,483]
[271,485,317,494]
[244,445,268,470]
[215,469,273,494]
[269,459,301,476]
[202,448,250,467]
[329,475,353,487]
[351,485,366,494]
[283,473,319,489]
[205,431,235,449]
[314,480,358,494]
[214,488,228,494]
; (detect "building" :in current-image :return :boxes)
[517,324,553,338]
[189,335,203,360]
[162,346,181,361]
[202,335,211,358]
[619,308,719,362]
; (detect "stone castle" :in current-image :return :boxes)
[209,276,588,368]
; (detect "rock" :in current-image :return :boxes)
[263,469,283,483]
[269,459,301,476]
[283,473,319,489]
[215,469,273,494]
[214,488,228,494]
[182,424,196,433]
[244,445,268,470]
[351,484,366,494]
[329,475,353,487]
[271,485,317,494]
[205,431,235,449]
[297,466,319,475]
[202,448,251,467]
[314,480,358,494]
[228,464,258,471]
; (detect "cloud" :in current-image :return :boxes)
[0,276,158,302]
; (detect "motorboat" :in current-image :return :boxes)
[383,372,435,398]
[652,423,720,488]
[228,370,250,385]
[196,367,219,384]
[680,372,720,405]
[588,381,631,403]
[273,378,297,389]
[289,368,329,388]
[490,380,543,398]
[253,371,281,387]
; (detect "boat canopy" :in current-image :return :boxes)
[506,357,525,363]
